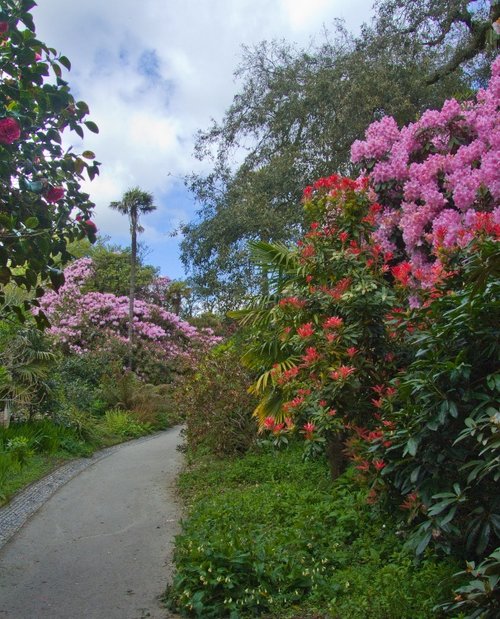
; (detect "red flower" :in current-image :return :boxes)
[302,347,321,365]
[297,322,315,338]
[319,400,327,407]
[302,421,316,440]
[277,366,300,384]
[391,261,412,287]
[263,416,276,431]
[283,396,304,412]
[400,492,420,510]
[356,460,370,472]
[330,365,355,381]
[0,117,21,144]
[323,316,343,330]
[328,408,337,416]
[0,22,8,34]
[339,231,349,244]
[346,347,358,357]
[45,186,65,203]
[373,459,386,471]
[300,244,315,259]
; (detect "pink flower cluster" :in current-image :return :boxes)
[36,258,221,362]
[351,58,500,286]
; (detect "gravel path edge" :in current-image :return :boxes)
[0,431,174,550]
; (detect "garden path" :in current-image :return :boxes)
[0,426,183,618]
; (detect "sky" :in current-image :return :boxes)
[32,0,373,279]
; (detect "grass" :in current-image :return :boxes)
[166,444,460,618]
[0,410,174,506]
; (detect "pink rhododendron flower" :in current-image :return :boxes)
[0,117,20,144]
[352,58,500,289]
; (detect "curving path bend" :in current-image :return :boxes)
[0,426,183,619]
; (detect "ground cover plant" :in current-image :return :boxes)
[166,444,459,618]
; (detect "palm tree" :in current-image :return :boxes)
[109,188,157,369]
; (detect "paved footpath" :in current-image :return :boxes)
[0,427,183,619]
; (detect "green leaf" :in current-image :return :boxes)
[416,530,432,555]
[25,216,39,229]
[59,55,71,70]
[82,150,95,159]
[406,437,418,457]
[84,120,99,134]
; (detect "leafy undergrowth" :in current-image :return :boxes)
[0,411,174,506]
[166,445,460,618]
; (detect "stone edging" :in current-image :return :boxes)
[0,432,164,550]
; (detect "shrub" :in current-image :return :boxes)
[100,409,151,439]
[370,240,500,561]
[174,342,257,456]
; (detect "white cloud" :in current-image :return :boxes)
[31,0,374,277]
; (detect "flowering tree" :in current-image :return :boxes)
[36,258,221,383]
[351,56,500,292]
[0,1,99,322]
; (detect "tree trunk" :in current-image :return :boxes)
[325,432,348,481]
[128,209,137,370]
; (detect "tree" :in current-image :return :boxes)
[109,188,157,368]
[181,20,469,309]
[374,0,500,85]
[0,0,100,325]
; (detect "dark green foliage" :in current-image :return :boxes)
[82,243,158,298]
[0,0,100,319]
[436,547,500,618]
[166,446,458,618]
[374,241,500,561]
[0,320,56,420]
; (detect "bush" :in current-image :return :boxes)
[100,409,151,439]
[173,342,257,457]
[371,241,500,561]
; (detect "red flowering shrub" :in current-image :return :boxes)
[232,175,400,476]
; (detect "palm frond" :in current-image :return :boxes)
[253,388,286,425]
[249,240,300,273]
[248,356,299,395]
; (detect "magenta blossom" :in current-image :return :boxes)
[45,186,65,203]
[0,117,21,144]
